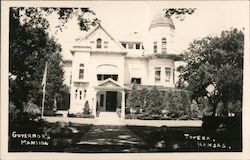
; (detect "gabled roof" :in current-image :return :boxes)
[83,24,125,51]
[98,78,121,88]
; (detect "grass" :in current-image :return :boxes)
[9,120,93,152]
[9,119,242,152]
[127,125,242,152]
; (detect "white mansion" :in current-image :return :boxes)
[62,11,182,118]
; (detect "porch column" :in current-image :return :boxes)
[121,90,125,119]
[92,91,97,117]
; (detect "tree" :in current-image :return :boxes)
[9,7,98,115]
[164,8,196,21]
[179,28,244,116]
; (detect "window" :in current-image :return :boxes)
[111,75,118,81]
[79,90,82,100]
[84,90,87,98]
[79,64,84,79]
[135,43,140,50]
[153,41,157,53]
[128,43,134,49]
[75,89,78,99]
[155,67,161,83]
[97,38,102,48]
[97,74,102,81]
[162,38,167,54]
[165,67,171,82]
[100,94,104,107]
[131,78,141,84]
[122,43,126,48]
[97,74,118,81]
[104,74,110,80]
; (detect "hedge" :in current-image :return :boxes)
[126,86,201,120]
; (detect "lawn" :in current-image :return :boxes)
[9,120,93,152]
[127,125,242,152]
[9,119,242,152]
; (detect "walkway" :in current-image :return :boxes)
[95,112,124,125]
[64,112,149,152]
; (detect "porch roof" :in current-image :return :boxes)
[94,86,126,91]
[94,78,126,91]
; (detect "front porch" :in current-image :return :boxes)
[93,78,127,119]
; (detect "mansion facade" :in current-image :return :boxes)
[62,11,181,118]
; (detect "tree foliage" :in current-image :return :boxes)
[164,8,196,21]
[179,28,244,115]
[9,7,97,116]
[11,7,99,31]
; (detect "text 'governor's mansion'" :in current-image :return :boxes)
[62,10,183,118]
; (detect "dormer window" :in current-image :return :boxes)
[135,43,140,50]
[162,38,167,54]
[128,43,134,49]
[122,43,126,49]
[97,38,102,48]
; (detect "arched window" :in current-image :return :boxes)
[97,38,102,48]
[84,90,87,99]
[78,90,82,100]
[162,38,167,54]
[79,64,84,79]
[75,89,78,99]
[153,41,157,53]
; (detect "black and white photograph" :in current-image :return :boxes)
[1,0,250,160]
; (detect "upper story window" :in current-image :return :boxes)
[131,78,141,84]
[79,64,84,79]
[165,67,171,82]
[162,38,167,54]
[128,43,134,49]
[135,43,140,50]
[97,38,102,48]
[122,43,126,49]
[153,41,157,53]
[155,67,161,83]
[97,74,118,81]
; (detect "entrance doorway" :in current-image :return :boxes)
[106,91,117,111]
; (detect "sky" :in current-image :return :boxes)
[47,1,248,59]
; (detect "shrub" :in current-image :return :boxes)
[75,112,83,118]
[23,102,41,120]
[189,100,202,119]
[9,101,20,121]
[68,113,75,117]
[68,112,94,118]
[116,108,121,118]
[83,101,90,114]
[82,114,95,118]
[125,114,143,119]
[197,97,213,116]
[126,86,197,120]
